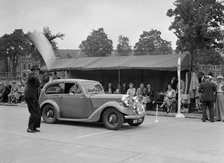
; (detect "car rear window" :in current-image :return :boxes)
[45,83,64,94]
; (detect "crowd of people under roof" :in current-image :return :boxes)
[104,71,224,122]
[104,76,184,111]
[0,80,25,104]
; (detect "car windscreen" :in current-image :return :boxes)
[82,82,104,95]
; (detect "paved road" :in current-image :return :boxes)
[0,105,224,163]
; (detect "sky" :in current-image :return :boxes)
[0,0,177,50]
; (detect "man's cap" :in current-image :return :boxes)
[30,64,40,71]
[208,72,214,77]
[208,75,213,79]
[204,75,210,79]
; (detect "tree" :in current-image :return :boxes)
[195,49,223,65]
[79,28,113,56]
[0,37,8,73]
[30,27,65,66]
[134,29,172,55]
[167,0,224,68]
[0,29,31,78]
[42,27,65,50]
[116,35,132,56]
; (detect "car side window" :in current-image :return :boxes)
[65,83,82,95]
[45,83,65,94]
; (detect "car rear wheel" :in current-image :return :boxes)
[42,104,57,124]
[102,108,124,130]
[128,117,144,127]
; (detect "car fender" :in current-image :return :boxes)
[40,100,61,119]
[88,101,132,122]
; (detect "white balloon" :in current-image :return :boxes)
[28,30,57,69]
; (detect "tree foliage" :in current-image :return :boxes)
[195,49,223,65]
[79,28,113,57]
[0,29,31,77]
[134,29,172,55]
[167,0,224,66]
[116,35,132,56]
[42,27,65,50]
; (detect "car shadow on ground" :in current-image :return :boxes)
[41,120,142,131]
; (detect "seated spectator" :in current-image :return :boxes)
[0,82,5,102]
[146,84,155,110]
[16,83,25,103]
[8,81,18,103]
[105,83,115,94]
[115,83,121,94]
[177,78,185,94]
[121,83,127,94]
[69,84,81,94]
[127,82,136,97]
[1,82,11,103]
[41,72,50,88]
[160,84,176,113]
[136,83,147,97]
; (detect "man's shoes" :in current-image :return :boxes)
[202,120,206,122]
[166,108,170,113]
[35,129,40,132]
[27,128,36,133]
[210,121,215,123]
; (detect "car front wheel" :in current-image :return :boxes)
[102,108,124,130]
[42,104,57,124]
[128,117,144,127]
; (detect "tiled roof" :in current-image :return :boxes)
[43,53,190,71]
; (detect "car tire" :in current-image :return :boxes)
[102,108,124,130]
[42,104,57,124]
[128,117,144,127]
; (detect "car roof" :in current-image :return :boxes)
[50,78,99,83]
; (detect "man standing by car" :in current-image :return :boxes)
[199,75,217,122]
[25,64,41,133]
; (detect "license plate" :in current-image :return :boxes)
[133,118,142,123]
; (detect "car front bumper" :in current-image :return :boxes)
[124,112,146,119]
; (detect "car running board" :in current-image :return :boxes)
[58,117,93,122]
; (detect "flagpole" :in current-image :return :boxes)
[175,57,185,118]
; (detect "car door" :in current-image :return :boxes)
[61,82,89,119]
[45,82,64,108]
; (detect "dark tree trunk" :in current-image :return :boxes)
[11,56,18,79]
[12,64,17,79]
[5,56,8,73]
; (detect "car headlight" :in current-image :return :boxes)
[121,95,145,114]
[133,102,145,114]
[121,95,132,107]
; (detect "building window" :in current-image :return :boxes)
[28,64,31,69]
[23,64,26,70]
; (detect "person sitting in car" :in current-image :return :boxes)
[69,84,81,94]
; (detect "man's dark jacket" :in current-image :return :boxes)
[198,80,216,102]
[25,72,40,101]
